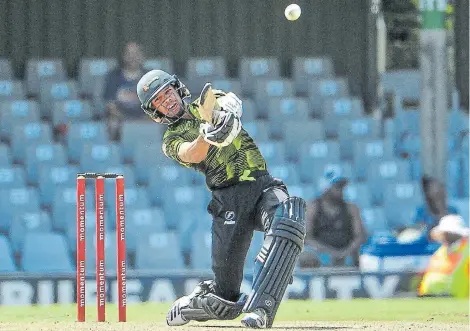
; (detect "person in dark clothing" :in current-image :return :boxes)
[103,41,147,139]
[299,171,365,268]
[410,175,459,240]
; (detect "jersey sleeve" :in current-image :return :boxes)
[162,130,191,167]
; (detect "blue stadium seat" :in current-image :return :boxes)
[162,185,208,230]
[178,209,211,255]
[307,78,349,118]
[397,134,421,158]
[338,118,381,160]
[269,163,301,186]
[126,208,166,254]
[9,211,52,254]
[344,183,372,209]
[133,145,175,185]
[448,108,469,138]
[361,207,388,235]
[67,122,108,163]
[367,158,411,205]
[239,57,280,96]
[0,80,25,100]
[107,186,151,228]
[447,157,462,199]
[299,140,341,182]
[239,98,258,122]
[257,141,286,165]
[380,70,420,103]
[353,139,394,181]
[242,121,270,142]
[191,231,212,269]
[148,164,191,206]
[11,123,53,163]
[25,144,67,184]
[0,144,12,165]
[383,182,423,227]
[22,232,73,273]
[52,186,95,231]
[312,161,354,192]
[103,165,136,188]
[51,100,93,127]
[136,232,185,270]
[0,235,16,272]
[212,79,243,98]
[287,184,317,201]
[26,58,66,96]
[78,58,118,100]
[0,188,40,232]
[121,121,165,162]
[0,166,26,189]
[80,143,122,173]
[254,79,294,112]
[0,58,13,79]
[38,165,79,207]
[323,97,364,137]
[143,58,173,72]
[186,57,227,88]
[267,97,309,138]
[39,80,79,118]
[395,110,420,137]
[462,155,469,198]
[0,100,40,140]
[292,57,334,95]
[282,120,325,162]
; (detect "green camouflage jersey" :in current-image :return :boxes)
[162,93,267,190]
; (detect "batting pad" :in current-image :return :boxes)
[243,197,306,327]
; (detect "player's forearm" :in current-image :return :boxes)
[178,135,210,163]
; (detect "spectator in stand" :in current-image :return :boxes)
[418,214,469,298]
[412,175,459,239]
[299,171,366,268]
[103,41,148,140]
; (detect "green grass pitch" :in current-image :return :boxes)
[0,298,467,330]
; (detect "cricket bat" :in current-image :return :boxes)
[198,83,216,123]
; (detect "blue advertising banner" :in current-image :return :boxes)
[0,270,418,306]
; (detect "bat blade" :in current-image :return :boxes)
[198,83,216,123]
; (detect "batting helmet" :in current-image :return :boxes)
[137,69,191,124]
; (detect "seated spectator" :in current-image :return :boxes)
[299,171,366,268]
[409,176,459,239]
[103,41,148,140]
[418,214,469,298]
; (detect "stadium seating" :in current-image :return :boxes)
[67,122,108,163]
[0,100,40,140]
[51,100,93,127]
[323,97,364,137]
[38,165,79,207]
[11,123,53,163]
[282,120,324,161]
[120,121,165,162]
[267,97,310,138]
[22,232,73,273]
[136,232,184,270]
[0,144,12,165]
[308,77,349,118]
[292,56,334,95]
[25,58,67,96]
[143,58,174,73]
[126,207,166,254]
[0,166,27,189]
[0,80,26,100]
[25,144,67,184]
[239,57,280,96]
[9,211,52,254]
[212,79,243,98]
[0,188,41,233]
[78,57,118,99]
[0,235,16,272]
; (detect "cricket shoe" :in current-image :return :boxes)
[166,296,191,326]
[241,308,267,329]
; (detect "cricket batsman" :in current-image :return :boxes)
[137,69,306,328]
